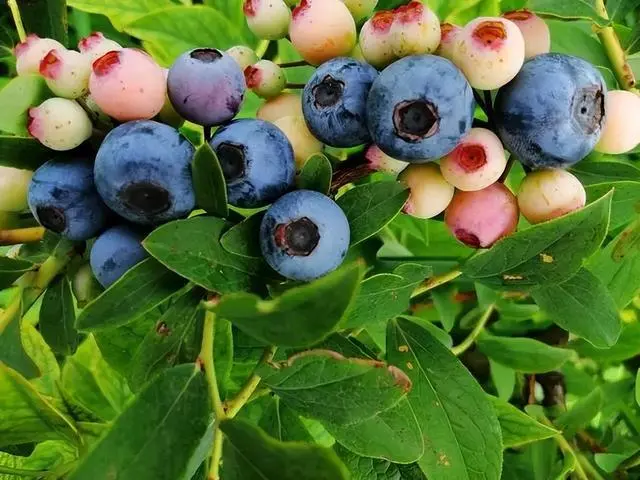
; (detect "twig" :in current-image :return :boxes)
[0,227,45,246]
[410,269,462,299]
[7,0,26,42]
[285,83,306,89]
[451,304,495,356]
[278,60,309,68]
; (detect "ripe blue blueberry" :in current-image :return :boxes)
[94,120,196,225]
[260,190,350,281]
[495,53,607,169]
[167,48,246,127]
[302,57,378,147]
[210,119,295,208]
[366,55,475,162]
[28,159,108,241]
[90,225,148,288]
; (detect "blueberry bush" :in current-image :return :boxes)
[1,0,640,479]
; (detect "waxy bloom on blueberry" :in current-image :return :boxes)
[260,190,350,281]
[90,225,148,288]
[445,183,519,249]
[0,166,33,212]
[290,0,357,66]
[28,98,92,151]
[596,90,640,154]
[15,34,64,76]
[391,2,441,58]
[257,93,303,123]
[39,49,91,99]
[517,169,586,224]
[78,32,122,63]
[245,60,286,99]
[440,128,507,191]
[453,17,525,90]
[399,163,454,219]
[502,10,550,59]
[359,11,396,68]
[244,0,291,40]
[90,48,166,121]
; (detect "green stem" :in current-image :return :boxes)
[285,83,306,89]
[594,0,638,92]
[411,269,462,299]
[578,454,606,480]
[451,304,495,356]
[209,425,224,480]
[539,416,590,480]
[7,0,26,42]
[225,346,277,419]
[278,60,309,68]
[0,227,45,246]
[0,465,48,477]
[22,249,74,309]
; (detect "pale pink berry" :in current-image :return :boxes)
[365,145,408,175]
[502,10,550,59]
[78,32,123,63]
[596,90,640,154]
[273,115,323,169]
[517,169,586,224]
[391,1,441,58]
[399,163,454,219]
[359,10,396,68]
[226,45,259,71]
[453,17,525,90]
[244,60,286,99]
[89,49,166,121]
[257,93,303,123]
[27,98,92,151]
[0,166,33,212]
[39,49,91,99]
[290,0,357,66]
[244,0,291,40]
[341,0,379,23]
[14,34,64,76]
[445,183,519,248]
[440,128,507,191]
[437,23,461,62]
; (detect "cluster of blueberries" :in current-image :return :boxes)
[6,0,640,288]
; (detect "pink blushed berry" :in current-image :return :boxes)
[78,32,123,63]
[503,10,550,59]
[15,34,64,76]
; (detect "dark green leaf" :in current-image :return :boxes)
[220,418,349,480]
[144,216,270,293]
[0,294,39,379]
[191,143,228,218]
[606,0,640,23]
[19,0,68,45]
[297,154,332,194]
[490,360,516,401]
[569,322,640,362]
[0,76,52,137]
[586,181,640,230]
[76,258,188,331]
[571,156,640,185]
[0,441,77,476]
[343,264,430,329]
[464,191,612,286]
[387,317,503,480]
[0,257,33,289]
[0,362,79,447]
[215,262,363,347]
[477,334,574,373]
[337,182,410,246]
[17,232,71,264]
[588,219,640,308]
[259,397,314,442]
[220,212,264,259]
[68,364,211,480]
[626,23,640,55]
[129,289,202,386]
[67,0,174,30]
[334,444,427,480]
[532,268,621,348]
[490,396,558,448]
[432,286,463,332]
[40,276,79,356]
[555,388,603,437]
[528,0,608,24]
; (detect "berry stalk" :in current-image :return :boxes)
[0,227,45,246]
[7,0,26,42]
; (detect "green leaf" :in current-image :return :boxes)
[215,262,363,347]
[259,397,314,442]
[387,317,503,480]
[220,418,349,480]
[0,75,52,137]
[343,263,430,329]
[528,0,608,24]
[334,444,427,480]
[191,143,228,218]
[0,134,63,170]
[432,286,463,332]
[0,257,33,289]
[636,370,640,407]
[0,441,77,477]
[67,0,173,30]
[531,268,621,348]
[337,182,410,246]
[19,0,68,45]
[220,212,264,259]
[62,335,133,422]
[555,388,603,437]
[76,258,188,331]
[0,362,79,447]
[588,219,640,308]
[489,396,559,448]
[606,0,640,23]
[0,294,39,379]
[129,288,202,386]
[490,360,516,401]
[464,191,612,286]
[586,181,640,230]
[40,276,79,356]
[125,6,250,64]
[277,40,316,84]
[569,323,640,362]
[144,216,270,294]
[297,154,332,194]
[22,322,60,397]
[203,0,256,46]
[477,334,574,373]
[68,364,212,480]
[571,156,640,185]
